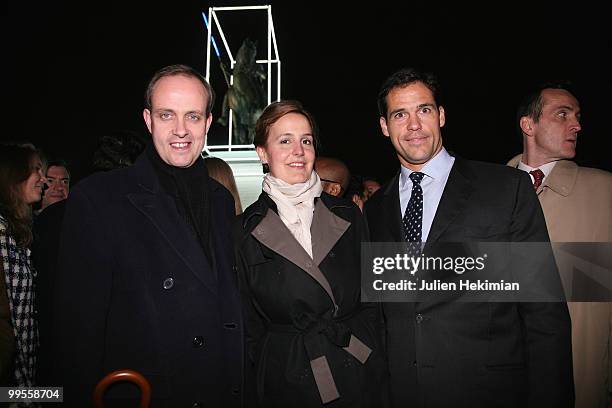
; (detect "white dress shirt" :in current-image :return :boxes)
[399,147,455,242]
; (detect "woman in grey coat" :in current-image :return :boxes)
[235,100,386,407]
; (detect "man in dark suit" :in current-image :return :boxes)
[364,68,573,407]
[52,65,243,407]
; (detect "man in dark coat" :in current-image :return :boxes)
[52,65,243,407]
[32,199,66,385]
[364,68,573,407]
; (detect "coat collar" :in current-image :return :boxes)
[539,159,577,197]
[242,191,351,232]
[130,152,223,195]
[244,192,352,310]
[251,208,337,310]
[311,199,351,266]
[508,154,576,197]
[126,152,219,294]
[244,192,352,265]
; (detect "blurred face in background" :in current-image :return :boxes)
[256,113,316,185]
[362,179,381,200]
[42,165,70,209]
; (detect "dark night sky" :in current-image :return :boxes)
[2,1,610,184]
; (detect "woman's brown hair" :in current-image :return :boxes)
[0,143,41,247]
[253,100,320,149]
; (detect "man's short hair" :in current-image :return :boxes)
[516,80,576,135]
[254,100,320,151]
[144,64,215,117]
[378,68,441,118]
[46,159,71,179]
[362,175,380,184]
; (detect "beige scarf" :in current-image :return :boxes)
[262,171,323,258]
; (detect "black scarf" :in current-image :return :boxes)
[146,142,213,263]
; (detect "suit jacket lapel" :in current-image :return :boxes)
[383,173,403,242]
[311,199,351,267]
[427,158,475,243]
[252,208,338,308]
[127,156,218,294]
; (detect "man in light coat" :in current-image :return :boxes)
[509,82,612,408]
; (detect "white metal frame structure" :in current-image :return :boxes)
[201,5,281,209]
[203,5,281,153]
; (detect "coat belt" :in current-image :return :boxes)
[268,318,372,404]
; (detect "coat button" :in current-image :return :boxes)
[416,314,424,323]
[413,360,417,367]
[193,336,205,348]
[329,252,335,258]
[192,402,201,408]
[162,277,174,290]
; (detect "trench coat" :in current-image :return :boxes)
[509,155,612,408]
[235,192,386,407]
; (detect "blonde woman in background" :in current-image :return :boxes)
[205,157,243,215]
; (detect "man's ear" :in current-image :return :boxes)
[379,116,390,137]
[520,116,534,136]
[143,109,152,133]
[438,106,446,128]
[205,114,213,135]
[331,183,342,197]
